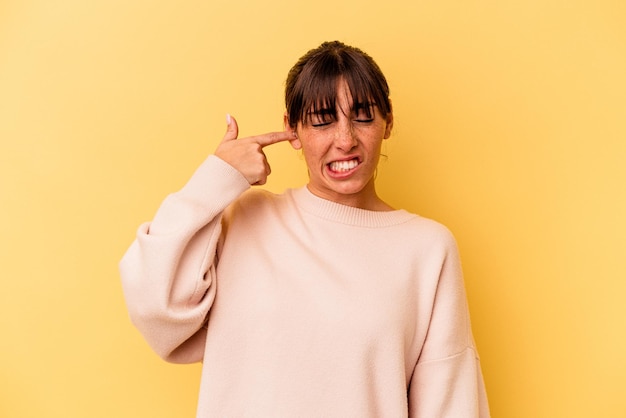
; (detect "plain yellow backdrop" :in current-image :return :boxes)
[1,0,625,417]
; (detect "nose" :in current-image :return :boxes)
[334,119,357,152]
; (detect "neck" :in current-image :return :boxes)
[305,183,394,211]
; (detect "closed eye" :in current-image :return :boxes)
[308,110,335,127]
[311,122,332,127]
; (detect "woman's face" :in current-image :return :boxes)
[286,79,393,210]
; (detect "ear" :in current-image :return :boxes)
[383,100,394,139]
[284,112,302,150]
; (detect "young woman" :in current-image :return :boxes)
[120,41,490,417]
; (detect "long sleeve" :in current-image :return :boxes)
[119,155,250,363]
[408,233,490,417]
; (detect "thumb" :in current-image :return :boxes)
[221,113,239,142]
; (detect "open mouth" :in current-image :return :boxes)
[328,158,359,173]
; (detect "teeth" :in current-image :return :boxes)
[329,159,358,172]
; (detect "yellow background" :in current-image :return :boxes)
[1,0,625,416]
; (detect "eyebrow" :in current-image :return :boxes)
[354,101,376,111]
[307,101,375,115]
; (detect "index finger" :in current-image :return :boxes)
[250,131,296,148]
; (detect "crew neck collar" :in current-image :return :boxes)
[290,186,416,228]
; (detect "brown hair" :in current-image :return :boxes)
[285,41,391,128]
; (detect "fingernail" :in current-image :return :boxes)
[226,113,231,125]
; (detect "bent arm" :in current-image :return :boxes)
[120,155,250,363]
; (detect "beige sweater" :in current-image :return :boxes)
[120,155,490,417]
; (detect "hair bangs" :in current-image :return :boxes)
[285,41,391,128]
[298,61,340,125]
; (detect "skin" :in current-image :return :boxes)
[215,79,394,211]
[285,79,394,211]
[214,114,294,186]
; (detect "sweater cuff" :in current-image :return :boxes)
[179,155,251,207]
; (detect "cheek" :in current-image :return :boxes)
[300,141,331,172]
[301,144,322,165]
[298,133,326,156]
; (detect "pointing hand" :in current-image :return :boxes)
[214,115,296,185]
